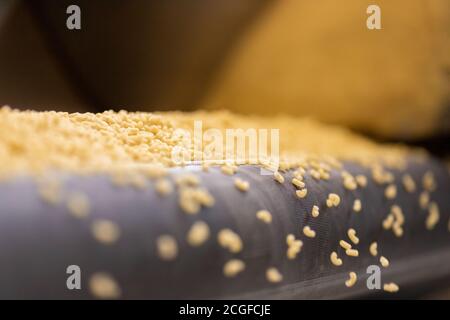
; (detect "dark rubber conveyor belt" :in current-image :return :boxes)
[0,159,449,299]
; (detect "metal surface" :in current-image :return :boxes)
[27,0,271,111]
[0,0,15,28]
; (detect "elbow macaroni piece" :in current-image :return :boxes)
[330,252,343,266]
[345,272,357,288]
[303,226,316,238]
[347,228,359,245]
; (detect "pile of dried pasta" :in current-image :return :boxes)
[0,106,423,179]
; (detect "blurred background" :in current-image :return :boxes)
[0,0,448,146]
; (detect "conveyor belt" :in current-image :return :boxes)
[0,159,449,299]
